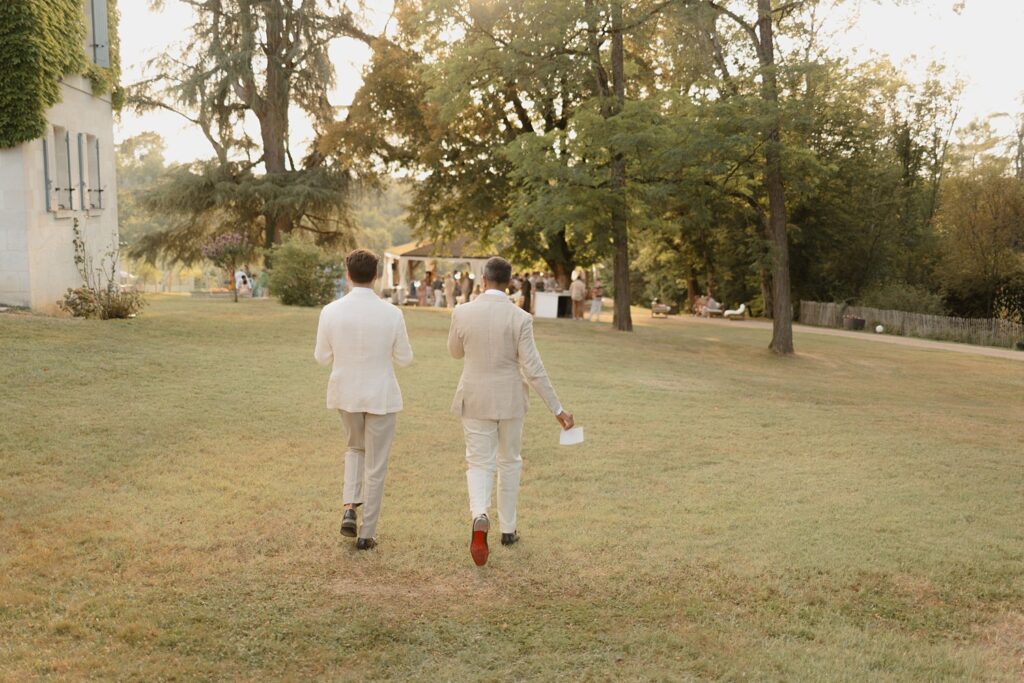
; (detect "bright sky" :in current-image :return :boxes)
[115,0,1024,164]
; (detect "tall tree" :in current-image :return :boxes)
[936,127,1024,318]
[586,0,633,330]
[328,1,589,284]
[332,0,676,330]
[704,0,795,353]
[129,0,375,262]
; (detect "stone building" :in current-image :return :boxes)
[0,1,119,313]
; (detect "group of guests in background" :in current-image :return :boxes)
[405,268,605,321]
[400,265,607,322]
[511,270,604,321]
[507,271,552,313]
[570,271,604,321]
[694,293,722,317]
[410,271,478,308]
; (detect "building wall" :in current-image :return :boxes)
[0,75,119,313]
[0,145,31,306]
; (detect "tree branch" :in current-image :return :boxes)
[704,0,759,48]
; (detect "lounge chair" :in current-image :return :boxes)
[651,299,672,318]
[723,303,747,320]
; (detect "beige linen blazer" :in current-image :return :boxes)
[569,279,586,301]
[314,287,413,414]
[447,291,562,420]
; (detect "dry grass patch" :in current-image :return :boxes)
[1,296,1022,680]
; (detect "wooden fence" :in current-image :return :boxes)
[799,301,1024,349]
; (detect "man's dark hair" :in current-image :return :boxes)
[346,249,379,284]
[483,257,512,285]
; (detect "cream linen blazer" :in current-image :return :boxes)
[447,291,561,420]
[314,287,413,414]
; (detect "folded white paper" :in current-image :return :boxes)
[559,426,584,446]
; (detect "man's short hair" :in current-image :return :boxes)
[346,249,379,284]
[483,257,512,285]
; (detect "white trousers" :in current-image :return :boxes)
[340,410,397,538]
[462,417,524,534]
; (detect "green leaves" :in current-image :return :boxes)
[1,1,83,148]
[266,238,343,307]
[0,0,120,148]
[127,0,367,256]
[129,160,354,265]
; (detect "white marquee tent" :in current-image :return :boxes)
[383,236,495,300]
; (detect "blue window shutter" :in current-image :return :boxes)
[77,133,86,210]
[90,0,111,68]
[64,131,74,209]
[42,138,52,212]
[95,138,103,209]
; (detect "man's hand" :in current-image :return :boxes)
[556,410,574,430]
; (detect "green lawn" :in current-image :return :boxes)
[1,296,1022,681]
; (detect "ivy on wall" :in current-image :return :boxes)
[0,0,121,149]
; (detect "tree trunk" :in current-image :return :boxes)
[757,0,793,354]
[542,228,577,289]
[259,0,292,251]
[759,266,772,318]
[611,199,631,329]
[584,0,631,330]
[610,0,632,331]
[703,257,716,297]
[260,99,291,249]
[550,260,571,289]
[687,273,699,313]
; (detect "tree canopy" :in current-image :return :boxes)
[134,0,1024,338]
[127,0,378,263]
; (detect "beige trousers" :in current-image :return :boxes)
[462,417,525,534]
[340,410,397,539]
[572,298,585,319]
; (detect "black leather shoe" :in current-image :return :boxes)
[340,509,357,537]
[501,531,519,546]
[470,515,489,566]
[356,537,377,550]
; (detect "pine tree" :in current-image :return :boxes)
[128,0,377,262]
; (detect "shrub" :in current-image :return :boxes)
[267,239,343,307]
[58,286,145,319]
[58,287,99,318]
[56,218,146,319]
[101,288,146,319]
[858,282,947,316]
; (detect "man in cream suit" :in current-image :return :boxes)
[447,257,574,566]
[315,249,413,550]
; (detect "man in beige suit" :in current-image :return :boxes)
[315,249,413,550]
[447,257,574,566]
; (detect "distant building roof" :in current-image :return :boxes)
[386,235,494,260]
